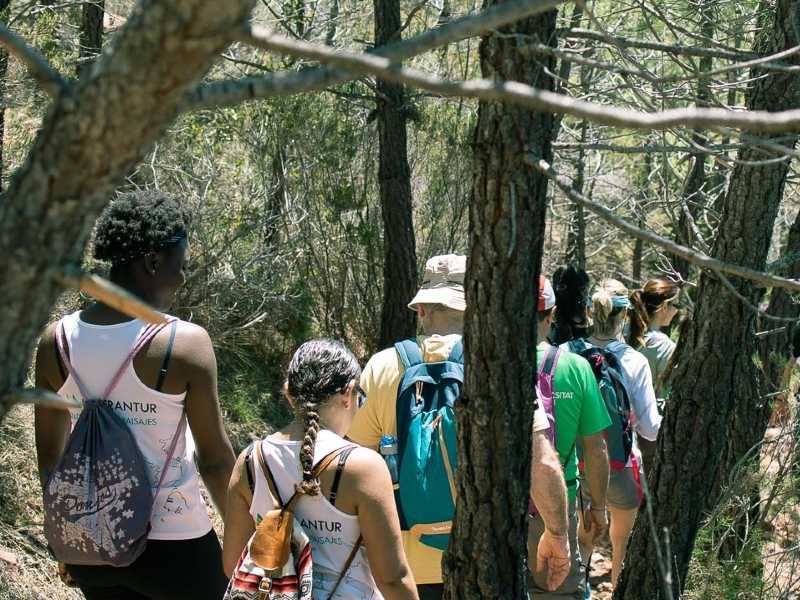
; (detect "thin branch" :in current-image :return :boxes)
[225,28,800,133]
[184,0,566,109]
[560,27,756,61]
[55,267,168,324]
[533,159,800,294]
[1,388,82,410]
[0,22,67,96]
[714,270,799,323]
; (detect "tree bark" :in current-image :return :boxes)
[77,1,106,77]
[374,0,417,350]
[616,1,800,597]
[0,0,10,189]
[0,0,256,422]
[442,2,557,597]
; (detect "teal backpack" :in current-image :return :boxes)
[393,338,464,551]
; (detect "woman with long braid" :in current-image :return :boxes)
[223,340,418,599]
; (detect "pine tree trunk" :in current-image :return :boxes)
[374,0,417,349]
[615,2,800,597]
[0,0,256,423]
[442,3,557,597]
[77,1,105,77]
[0,0,10,189]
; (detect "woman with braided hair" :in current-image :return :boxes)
[223,339,418,599]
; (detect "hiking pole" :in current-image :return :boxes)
[56,266,168,325]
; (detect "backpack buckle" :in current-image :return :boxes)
[415,381,424,405]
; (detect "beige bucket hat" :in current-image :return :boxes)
[408,254,467,312]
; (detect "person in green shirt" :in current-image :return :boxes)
[529,276,612,600]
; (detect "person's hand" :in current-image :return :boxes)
[536,529,571,591]
[585,506,608,544]
[57,562,77,587]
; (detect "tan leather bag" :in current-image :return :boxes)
[248,442,352,571]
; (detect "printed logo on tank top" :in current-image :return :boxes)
[300,518,345,546]
[100,399,160,427]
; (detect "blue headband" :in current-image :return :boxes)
[611,295,630,309]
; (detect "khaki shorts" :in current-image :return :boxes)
[580,467,642,511]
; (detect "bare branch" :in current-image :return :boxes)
[560,27,756,61]
[533,159,800,294]
[185,0,567,109]
[225,28,800,133]
[0,22,67,96]
[55,267,168,325]
[1,388,82,410]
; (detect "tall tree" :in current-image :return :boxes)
[77,0,105,77]
[616,0,800,596]
[0,0,256,422]
[442,2,558,597]
[373,0,417,349]
[0,0,10,188]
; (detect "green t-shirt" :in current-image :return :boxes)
[537,342,611,501]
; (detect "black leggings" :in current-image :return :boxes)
[66,529,228,600]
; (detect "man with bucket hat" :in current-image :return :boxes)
[349,256,571,598]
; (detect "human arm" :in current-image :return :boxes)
[351,449,418,600]
[33,322,71,488]
[182,324,235,515]
[579,432,609,541]
[629,355,661,442]
[531,428,570,591]
[222,449,256,577]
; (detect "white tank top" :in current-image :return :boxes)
[56,311,212,540]
[252,430,383,600]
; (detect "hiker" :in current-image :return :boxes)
[528,276,611,600]
[628,278,681,401]
[550,265,592,346]
[565,279,661,591]
[223,339,418,599]
[348,255,572,599]
[34,191,235,599]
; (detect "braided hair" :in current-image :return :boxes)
[93,190,190,267]
[286,339,361,495]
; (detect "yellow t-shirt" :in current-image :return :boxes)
[348,334,549,584]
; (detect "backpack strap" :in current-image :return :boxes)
[148,408,186,515]
[325,534,363,600]
[328,445,356,506]
[605,340,626,355]
[447,339,464,364]
[538,345,561,377]
[54,323,67,383]
[394,339,424,370]
[155,320,178,392]
[254,440,286,508]
[56,318,174,401]
[255,442,358,511]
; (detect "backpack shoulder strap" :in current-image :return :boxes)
[328,446,356,506]
[326,535,364,600]
[447,339,464,364]
[244,442,256,497]
[539,345,561,376]
[394,339,424,370]
[604,340,627,355]
[254,440,286,508]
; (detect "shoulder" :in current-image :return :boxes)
[168,319,216,370]
[363,346,402,384]
[343,445,390,487]
[645,331,675,351]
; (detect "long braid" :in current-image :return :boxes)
[299,401,322,496]
[285,339,362,498]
